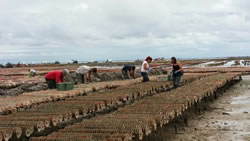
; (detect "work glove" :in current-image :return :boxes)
[149,68,153,72]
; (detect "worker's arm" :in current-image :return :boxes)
[83,73,88,83]
[56,74,61,83]
[61,75,64,82]
[144,63,149,70]
[127,71,131,79]
[177,63,183,72]
[88,71,92,82]
[132,71,135,79]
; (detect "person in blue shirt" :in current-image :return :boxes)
[171,57,184,88]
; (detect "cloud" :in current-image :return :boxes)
[0,0,250,63]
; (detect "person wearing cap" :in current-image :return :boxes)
[141,56,153,82]
[122,65,136,79]
[76,65,97,84]
[45,69,69,89]
[29,69,36,77]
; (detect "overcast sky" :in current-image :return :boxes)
[0,0,250,63]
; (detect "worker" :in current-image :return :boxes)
[141,56,153,82]
[76,65,97,84]
[122,65,136,79]
[45,69,69,89]
[171,57,184,88]
[29,69,36,76]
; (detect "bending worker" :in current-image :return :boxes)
[29,69,36,76]
[45,69,69,89]
[141,56,153,82]
[122,65,136,79]
[76,65,97,84]
[171,57,184,88]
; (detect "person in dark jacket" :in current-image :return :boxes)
[45,69,69,89]
[171,57,184,88]
[122,65,136,79]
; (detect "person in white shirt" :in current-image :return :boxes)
[29,69,36,76]
[141,56,153,82]
[76,65,97,84]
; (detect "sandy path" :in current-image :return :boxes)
[165,75,250,141]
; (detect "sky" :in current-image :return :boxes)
[0,0,250,64]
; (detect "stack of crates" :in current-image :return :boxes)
[57,82,74,91]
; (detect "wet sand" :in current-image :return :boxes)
[166,75,250,141]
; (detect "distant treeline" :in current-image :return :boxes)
[1,56,250,68]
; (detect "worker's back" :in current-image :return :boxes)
[76,65,90,74]
[46,71,64,83]
[122,65,132,72]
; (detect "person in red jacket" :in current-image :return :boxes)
[45,69,69,89]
